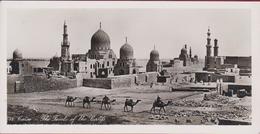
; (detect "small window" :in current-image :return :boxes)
[112,61,115,66]
[107,61,109,66]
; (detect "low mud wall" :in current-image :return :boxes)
[23,75,77,93]
[83,78,112,89]
[7,75,24,93]
[83,72,158,89]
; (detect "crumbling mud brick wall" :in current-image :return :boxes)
[23,75,77,93]
[83,78,112,89]
[7,75,24,93]
[83,72,158,89]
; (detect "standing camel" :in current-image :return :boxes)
[124,99,141,112]
[150,100,172,114]
[65,96,78,107]
[101,96,116,110]
[83,96,96,108]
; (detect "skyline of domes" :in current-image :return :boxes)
[90,23,110,51]
[120,37,134,60]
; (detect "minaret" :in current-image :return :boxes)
[206,27,212,57]
[61,21,70,61]
[189,46,192,58]
[204,27,212,70]
[214,38,219,57]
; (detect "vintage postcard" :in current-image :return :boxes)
[1,1,260,134]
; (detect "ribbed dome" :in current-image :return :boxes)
[150,49,159,61]
[13,49,23,59]
[120,43,133,59]
[91,29,110,51]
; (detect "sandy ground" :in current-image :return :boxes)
[7,84,251,125]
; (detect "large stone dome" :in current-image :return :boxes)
[91,29,110,51]
[150,49,159,61]
[120,42,133,59]
[13,49,23,59]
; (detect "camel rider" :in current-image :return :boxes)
[103,95,109,101]
[156,96,162,104]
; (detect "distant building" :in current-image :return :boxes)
[49,22,118,78]
[114,37,139,75]
[146,46,162,72]
[169,44,199,67]
[203,27,251,76]
[8,49,50,76]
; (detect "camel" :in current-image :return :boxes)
[83,96,96,108]
[100,96,116,110]
[150,100,172,114]
[65,96,78,107]
[124,99,141,112]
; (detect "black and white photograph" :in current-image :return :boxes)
[1,2,260,133]
[5,7,253,125]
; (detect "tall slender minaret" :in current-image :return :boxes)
[214,38,219,57]
[189,46,192,58]
[61,21,70,60]
[206,27,212,57]
[204,27,212,70]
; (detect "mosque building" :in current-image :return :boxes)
[203,27,251,75]
[71,22,117,78]
[146,46,162,72]
[114,37,139,75]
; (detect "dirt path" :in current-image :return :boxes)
[7,86,251,125]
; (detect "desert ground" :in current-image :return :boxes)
[7,83,251,125]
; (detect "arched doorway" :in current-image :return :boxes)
[133,69,136,74]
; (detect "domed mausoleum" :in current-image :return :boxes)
[146,46,162,72]
[87,23,116,60]
[83,22,117,78]
[179,44,191,66]
[13,49,23,60]
[120,42,133,59]
[91,29,110,51]
[114,37,139,75]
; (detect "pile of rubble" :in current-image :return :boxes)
[174,99,223,108]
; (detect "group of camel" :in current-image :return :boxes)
[65,95,172,114]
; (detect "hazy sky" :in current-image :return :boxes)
[7,8,251,59]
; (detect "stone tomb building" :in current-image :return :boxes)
[114,37,139,75]
[146,46,162,72]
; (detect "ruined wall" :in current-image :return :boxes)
[23,75,77,93]
[76,73,89,87]
[111,76,133,89]
[7,74,24,93]
[83,78,112,89]
[224,56,251,69]
[83,72,158,89]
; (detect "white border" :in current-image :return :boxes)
[1,1,260,134]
